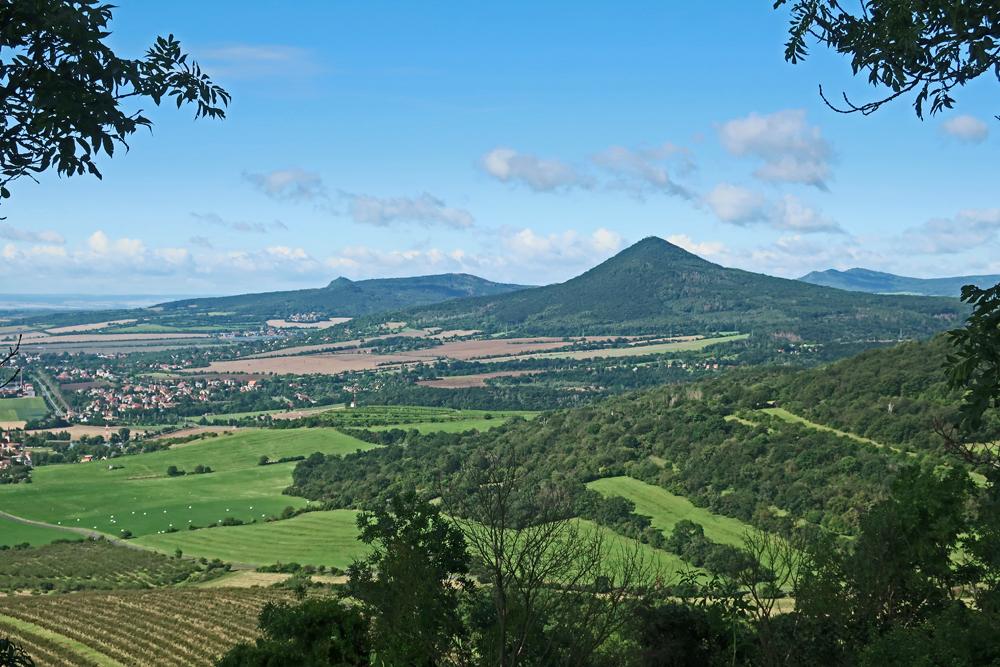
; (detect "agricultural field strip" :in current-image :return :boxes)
[0,590,283,666]
[194,334,717,376]
[0,590,288,666]
[482,333,749,363]
[0,615,116,667]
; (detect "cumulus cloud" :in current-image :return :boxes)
[244,169,326,201]
[704,184,842,234]
[190,212,288,234]
[481,148,590,192]
[665,234,727,259]
[501,227,624,263]
[941,115,989,143]
[704,184,768,225]
[902,208,1000,254]
[0,223,65,245]
[591,143,694,199]
[718,110,832,188]
[343,192,474,229]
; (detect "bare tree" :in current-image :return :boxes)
[449,450,656,667]
[731,528,804,667]
[1,335,21,390]
[932,417,1000,473]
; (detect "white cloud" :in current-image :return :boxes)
[244,169,326,201]
[704,184,842,234]
[718,110,832,188]
[86,231,145,259]
[502,227,624,264]
[0,223,65,245]
[481,148,590,192]
[591,143,694,199]
[666,234,727,259]
[344,192,474,229]
[941,115,989,143]
[191,212,288,234]
[704,184,767,224]
[902,208,1000,254]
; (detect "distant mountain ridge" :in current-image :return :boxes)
[390,237,967,340]
[798,267,1000,297]
[158,273,531,319]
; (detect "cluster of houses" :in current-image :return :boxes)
[0,376,36,399]
[77,377,259,421]
[0,431,31,471]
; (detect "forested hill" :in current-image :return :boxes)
[156,273,531,319]
[388,237,967,340]
[799,267,1000,297]
[290,335,995,541]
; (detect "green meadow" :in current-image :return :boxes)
[0,396,48,421]
[0,428,376,539]
[587,476,754,547]
[0,516,73,547]
[137,509,367,569]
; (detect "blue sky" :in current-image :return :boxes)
[1,1,996,295]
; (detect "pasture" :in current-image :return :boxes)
[0,516,70,547]
[0,428,376,539]
[137,509,367,569]
[0,396,48,421]
[587,476,754,547]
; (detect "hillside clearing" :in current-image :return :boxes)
[587,476,754,547]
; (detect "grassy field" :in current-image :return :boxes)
[587,476,754,547]
[0,516,72,547]
[0,396,47,421]
[137,509,368,569]
[0,428,376,539]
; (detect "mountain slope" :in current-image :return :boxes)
[157,274,531,320]
[392,237,967,339]
[799,267,1000,296]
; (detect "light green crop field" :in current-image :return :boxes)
[0,396,48,421]
[0,516,73,547]
[137,509,368,568]
[487,334,749,362]
[0,428,376,539]
[587,476,754,547]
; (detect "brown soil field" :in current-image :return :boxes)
[428,329,481,339]
[417,370,542,388]
[266,317,352,329]
[190,337,594,377]
[247,330,427,359]
[44,319,137,334]
[19,332,208,344]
